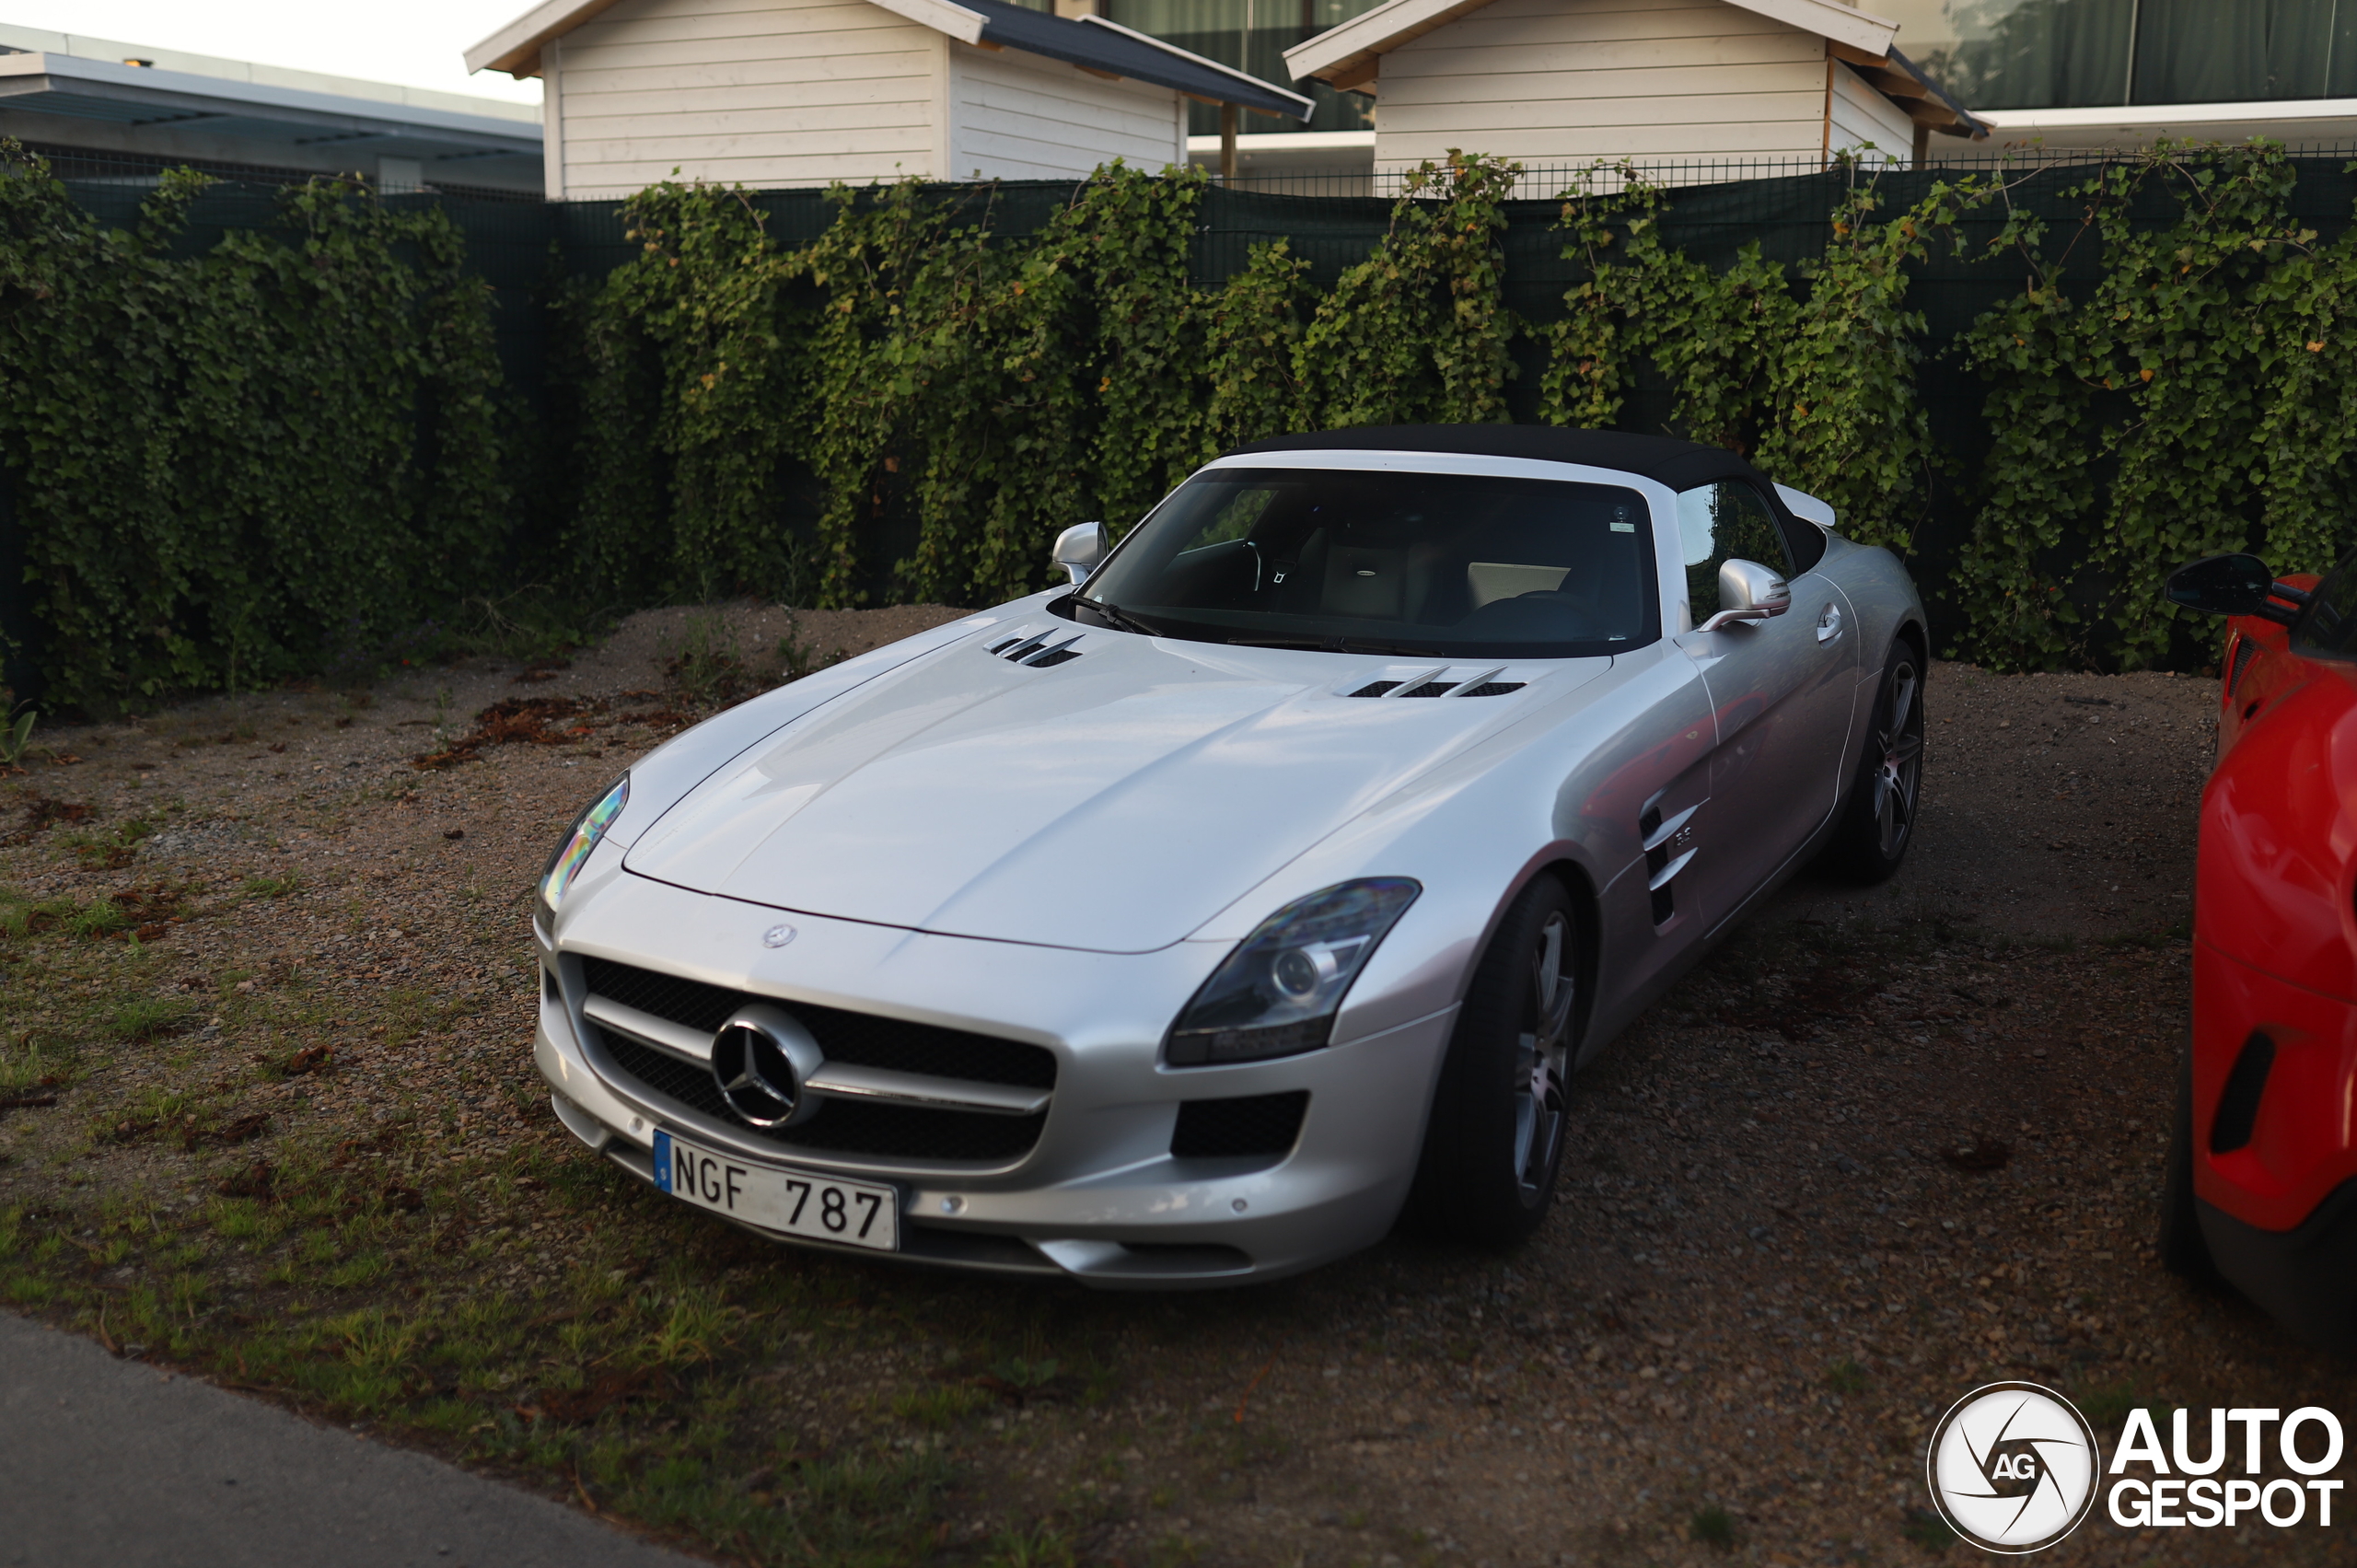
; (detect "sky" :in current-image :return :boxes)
[5,1,542,105]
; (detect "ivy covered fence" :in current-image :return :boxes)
[6,139,2357,707]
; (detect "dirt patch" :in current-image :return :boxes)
[0,639,2347,1565]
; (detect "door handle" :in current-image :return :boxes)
[1815,603,1843,644]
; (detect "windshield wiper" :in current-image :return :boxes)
[1226,634,1448,658]
[1075,598,1159,637]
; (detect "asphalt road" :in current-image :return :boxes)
[0,1310,702,1568]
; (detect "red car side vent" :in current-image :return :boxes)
[2228,635,2260,697]
[2211,1030,2277,1154]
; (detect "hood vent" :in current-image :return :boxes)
[1346,668,1527,700]
[987,629,1085,668]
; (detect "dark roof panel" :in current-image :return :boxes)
[961,0,1312,122]
[1228,424,1771,490]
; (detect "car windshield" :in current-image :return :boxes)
[2296,547,2357,658]
[1071,468,1659,658]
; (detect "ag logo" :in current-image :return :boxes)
[1927,1382,2102,1553]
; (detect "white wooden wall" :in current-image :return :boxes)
[551,0,946,197]
[946,44,1185,181]
[1369,0,1900,180]
[1829,59,1915,161]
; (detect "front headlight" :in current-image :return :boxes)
[1164,878,1420,1066]
[536,773,629,933]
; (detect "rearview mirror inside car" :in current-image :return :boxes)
[1053,520,1108,585]
[2167,553,2309,624]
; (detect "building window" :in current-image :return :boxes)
[1875,0,2357,110]
[1104,0,1385,133]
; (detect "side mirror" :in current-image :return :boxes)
[2166,552,2308,624]
[1698,559,1791,633]
[1052,520,1107,586]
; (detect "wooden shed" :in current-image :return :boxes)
[468,0,1310,199]
[1282,0,1982,185]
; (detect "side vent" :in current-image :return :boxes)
[1640,800,1697,926]
[2228,635,2260,698]
[1349,680,1402,698]
[2211,1030,2277,1154]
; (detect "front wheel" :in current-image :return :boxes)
[1402,877,1585,1246]
[2160,1056,2222,1285]
[1823,639,1925,884]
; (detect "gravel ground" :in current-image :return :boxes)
[1,610,2350,1566]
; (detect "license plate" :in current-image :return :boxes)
[652,1130,899,1251]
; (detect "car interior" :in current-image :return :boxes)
[1084,469,1660,653]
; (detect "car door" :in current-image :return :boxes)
[1671,481,1859,928]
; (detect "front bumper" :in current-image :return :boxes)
[2190,937,2357,1233]
[533,880,1456,1287]
[2200,1179,2357,1353]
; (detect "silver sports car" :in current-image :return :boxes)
[532,425,1927,1285]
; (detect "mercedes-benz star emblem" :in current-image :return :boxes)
[711,1020,800,1127]
[708,1005,826,1129]
[761,923,796,948]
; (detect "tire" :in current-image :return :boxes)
[1403,876,1584,1247]
[2161,1054,2223,1285]
[1823,637,1926,885]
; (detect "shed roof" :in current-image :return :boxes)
[0,49,543,168]
[468,0,1311,121]
[1226,424,1776,493]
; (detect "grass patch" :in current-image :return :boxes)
[1824,1358,1870,1395]
[663,613,761,711]
[241,875,301,899]
[894,1383,993,1429]
[106,994,195,1042]
[1690,1504,1736,1550]
[1902,1506,1956,1552]
[62,817,156,871]
[0,1038,62,1092]
[981,1523,1081,1568]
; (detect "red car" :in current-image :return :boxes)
[2164,552,2357,1347]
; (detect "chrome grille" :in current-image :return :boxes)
[576,958,1055,1164]
[595,1031,1049,1161]
[581,958,1055,1087]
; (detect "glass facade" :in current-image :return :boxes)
[1874,0,2357,110]
[1098,0,1387,134]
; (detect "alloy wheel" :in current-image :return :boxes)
[1873,661,1925,860]
[1512,910,1576,1196]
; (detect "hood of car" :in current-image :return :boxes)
[621,619,1605,952]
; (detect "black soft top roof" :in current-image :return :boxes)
[1228,424,1773,494]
